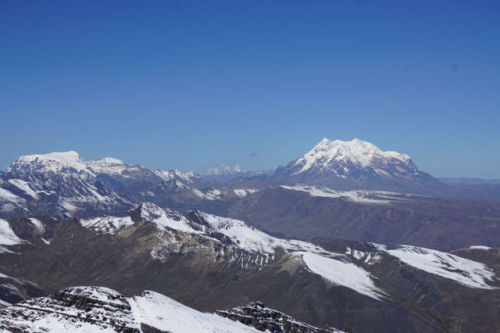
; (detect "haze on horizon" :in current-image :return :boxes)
[1,1,499,178]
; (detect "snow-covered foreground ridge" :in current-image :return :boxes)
[0,286,262,333]
[79,203,497,296]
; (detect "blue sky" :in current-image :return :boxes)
[1,0,499,177]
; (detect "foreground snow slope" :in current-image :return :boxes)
[130,290,260,333]
[0,286,261,333]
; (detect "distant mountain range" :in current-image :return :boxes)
[1,138,499,219]
[0,139,499,250]
[0,139,500,332]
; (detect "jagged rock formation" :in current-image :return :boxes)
[217,302,346,332]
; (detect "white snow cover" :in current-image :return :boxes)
[0,286,262,333]
[9,151,101,177]
[9,151,198,183]
[199,212,326,256]
[139,202,200,234]
[300,252,384,300]
[80,216,134,235]
[10,151,123,175]
[191,188,222,200]
[29,218,45,234]
[0,188,26,205]
[76,203,498,298]
[281,185,398,204]
[0,314,118,332]
[233,188,258,198]
[200,213,280,253]
[0,219,22,246]
[0,299,11,307]
[345,247,383,265]
[293,138,411,174]
[130,290,260,333]
[386,245,496,289]
[64,286,126,306]
[133,205,384,300]
[7,179,39,199]
[154,169,198,184]
[468,245,492,250]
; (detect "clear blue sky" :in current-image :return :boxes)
[1,0,499,177]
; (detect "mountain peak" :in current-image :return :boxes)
[15,151,82,164]
[9,151,87,173]
[270,138,440,192]
[298,138,410,174]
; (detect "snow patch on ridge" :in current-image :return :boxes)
[281,185,397,204]
[192,188,222,200]
[199,212,328,256]
[300,252,384,300]
[0,219,22,247]
[29,218,45,234]
[386,245,496,289]
[139,202,201,234]
[7,179,39,199]
[80,216,134,235]
[154,169,198,184]
[0,188,26,206]
[468,245,492,250]
[233,189,258,198]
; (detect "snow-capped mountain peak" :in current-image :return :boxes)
[295,138,411,174]
[9,151,87,173]
[16,151,82,163]
[271,138,440,192]
[0,151,203,218]
[8,151,132,176]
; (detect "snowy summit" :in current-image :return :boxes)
[294,138,411,174]
[273,138,439,192]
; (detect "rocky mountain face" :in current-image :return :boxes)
[1,286,301,333]
[272,138,443,193]
[216,302,343,333]
[0,203,498,333]
[0,151,204,218]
